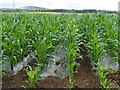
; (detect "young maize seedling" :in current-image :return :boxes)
[96,62,113,88]
[24,65,43,88]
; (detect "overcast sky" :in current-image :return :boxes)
[0,0,119,11]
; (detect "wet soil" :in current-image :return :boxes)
[2,45,120,88]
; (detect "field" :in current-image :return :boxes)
[1,12,120,88]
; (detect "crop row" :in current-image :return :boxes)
[2,13,119,88]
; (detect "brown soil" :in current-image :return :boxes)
[107,70,120,88]
[2,45,120,88]
[2,59,37,88]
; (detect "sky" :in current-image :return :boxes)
[0,0,119,11]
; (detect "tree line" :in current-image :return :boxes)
[0,8,118,14]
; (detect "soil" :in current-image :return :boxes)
[107,70,120,88]
[2,44,120,89]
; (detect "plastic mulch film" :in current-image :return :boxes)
[2,52,36,75]
[39,45,69,79]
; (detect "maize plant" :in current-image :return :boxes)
[2,12,118,88]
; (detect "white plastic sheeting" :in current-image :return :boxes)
[2,52,36,75]
[39,45,69,79]
[91,56,119,71]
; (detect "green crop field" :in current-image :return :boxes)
[1,12,119,88]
